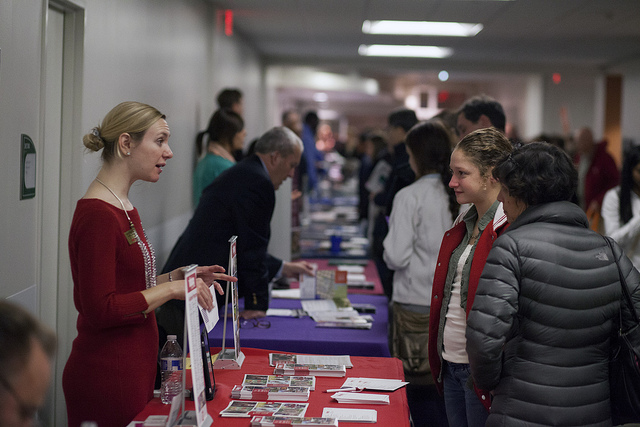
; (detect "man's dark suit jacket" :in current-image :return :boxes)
[158,155,280,335]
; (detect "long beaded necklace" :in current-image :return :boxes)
[95,178,157,289]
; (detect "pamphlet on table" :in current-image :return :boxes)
[300,299,373,329]
[242,373,316,390]
[250,415,339,426]
[340,377,408,391]
[231,385,310,402]
[330,392,389,405]
[269,353,353,369]
[274,363,346,377]
[219,401,309,418]
[321,407,377,423]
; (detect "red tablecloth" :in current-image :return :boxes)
[132,347,410,426]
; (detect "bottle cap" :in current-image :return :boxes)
[167,335,177,340]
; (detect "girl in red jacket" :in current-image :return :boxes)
[428,127,512,427]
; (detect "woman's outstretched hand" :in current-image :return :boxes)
[196,265,236,295]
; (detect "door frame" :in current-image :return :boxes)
[38,1,84,424]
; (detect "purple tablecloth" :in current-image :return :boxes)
[208,294,390,357]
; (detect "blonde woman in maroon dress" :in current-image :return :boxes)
[63,102,235,426]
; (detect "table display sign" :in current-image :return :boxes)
[315,270,349,307]
[213,236,245,369]
[177,265,213,426]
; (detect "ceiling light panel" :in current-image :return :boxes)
[358,44,454,58]
[362,20,483,37]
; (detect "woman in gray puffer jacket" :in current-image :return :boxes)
[466,142,640,426]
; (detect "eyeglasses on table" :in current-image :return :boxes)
[239,318,271,329]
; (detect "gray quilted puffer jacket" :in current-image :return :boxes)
[467,201,640,427]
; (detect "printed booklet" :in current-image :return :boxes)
[250,416,339,426]
[242,373,316,390]
[220,401,309,418]
[269,353,353,369]
[274,363,346,377]
[231,385,310,402]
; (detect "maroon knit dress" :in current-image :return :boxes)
[63,199,158,426]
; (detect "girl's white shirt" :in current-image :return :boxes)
[602,186,640,269]
[383,174,455,306]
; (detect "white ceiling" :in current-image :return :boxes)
[207,0,640,131]
[208,0,640,75]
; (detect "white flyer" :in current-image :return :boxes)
[322,407,377,423]
[198,285,219,333]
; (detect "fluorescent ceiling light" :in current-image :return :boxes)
[358,44,453,58]
[313,92,328,103]
[362,20,483,37]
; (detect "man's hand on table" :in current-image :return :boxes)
[282,261,315,279]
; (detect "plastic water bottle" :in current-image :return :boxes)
[160,334,183,404]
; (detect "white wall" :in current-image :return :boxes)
[0,0,267,424]
[210,27,267,143]
[80,0,215,262]
[0,0,43,303]
[540,71,603,137]
[617,59,640,148]
[622,74,640,147]
[148,14,269,267]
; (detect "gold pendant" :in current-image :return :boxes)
[125,227,138,245]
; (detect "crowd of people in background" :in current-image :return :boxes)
[346,94,639,426]
[18,86,635,426]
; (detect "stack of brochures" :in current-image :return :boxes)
[336,265,375,290]
[301,299,373,330]
[330,392,390,405]
[219,401,309,418]
[250,416,339,426]
[269,353,353,369]
[340,377,408,391]
[314,315,373,329]
[321,408,377,423]
[274,363,346,377]
[231,385,310,402]
[241,373,316,390]
[231,374,316,402]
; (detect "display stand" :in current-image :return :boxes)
[168,265,213,427]
[213,236,245,370]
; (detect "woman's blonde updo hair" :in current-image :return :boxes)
[454,127,513,177]
[83,101,165,162]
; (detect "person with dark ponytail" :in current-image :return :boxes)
[193,108,246,206]
[602,145,640,269]
[382,120,458,397]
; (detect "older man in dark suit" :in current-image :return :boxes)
[158,127,313,342]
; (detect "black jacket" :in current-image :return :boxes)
[467,201,640,426]
[163,154,278,311]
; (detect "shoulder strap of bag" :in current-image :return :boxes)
[604,236,640,330]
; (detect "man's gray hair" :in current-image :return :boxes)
[254,126,303,157]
